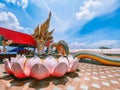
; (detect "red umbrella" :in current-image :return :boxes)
[0,27,36,47]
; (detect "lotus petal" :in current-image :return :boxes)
[11,55,26,70]
[16,55,26,70]
[10,55,20,66]
[11,62,27,78]
[4,54,78,79]
[68,55,78,72]
[53,63,68,77]
[58,56,69,68]
[30,64,50,80]
[44,56,57,75]
[69,61,78,72]
[3,58,13,74]
[24,55,41,76]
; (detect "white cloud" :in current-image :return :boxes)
[67,0,120,43]
[6,0,28,9]
[76,0,119,20]
[69,41,87,49]
[76,0,101,20]
[0,2,6,12]
[90,40,120,49]
[6,0,16,3]
[30,0,81,32]
[0,3,30,33]
[0,3,6,9]
[69,40,120,49]
[0,11,24,31]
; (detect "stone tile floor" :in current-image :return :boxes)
[0,62,120,90]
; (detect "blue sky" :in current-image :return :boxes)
[0,0,120,49]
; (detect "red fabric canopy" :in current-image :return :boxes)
[0,27,36,47]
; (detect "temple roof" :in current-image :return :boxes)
[0,27,36,47]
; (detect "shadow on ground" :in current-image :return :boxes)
[0,69,80,90]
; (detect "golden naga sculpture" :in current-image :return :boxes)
[32,11,54,54]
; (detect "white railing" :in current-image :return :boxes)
[70,49,120,54]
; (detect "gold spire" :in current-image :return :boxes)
[32,11,54,54]
[48,29,54,36]
[32,25,39,38]
[39,11,52,37]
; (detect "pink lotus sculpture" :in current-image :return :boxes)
[4,55,78,80]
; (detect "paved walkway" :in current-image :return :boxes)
[0,62,120,90]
